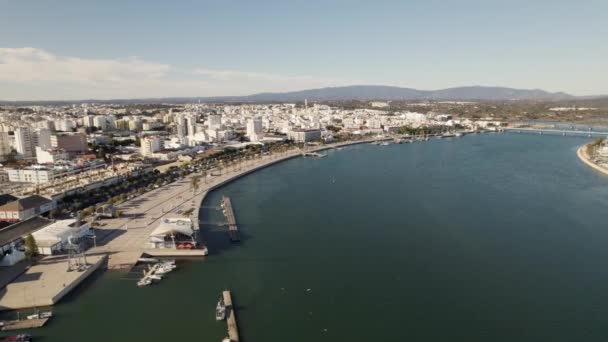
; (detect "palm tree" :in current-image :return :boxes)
[190,175,201,194]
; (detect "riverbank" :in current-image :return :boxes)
[577,144,608,177]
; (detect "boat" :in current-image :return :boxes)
[216,298,226,321]
[0,335,32,342]
[137,278,152,287]
[149,274,163,281]
[25,310,52,320]
[138,257,160,263]
[380,142,390,146]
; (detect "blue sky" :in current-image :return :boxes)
[0,0,606,100]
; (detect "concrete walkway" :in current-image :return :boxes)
[0,255,106,311]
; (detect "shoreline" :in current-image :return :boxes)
[196,137,389,210]
[577,144,608,177]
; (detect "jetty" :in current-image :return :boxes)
[221,197,240,242]
[1,317,49,331]
[223,290,239,342]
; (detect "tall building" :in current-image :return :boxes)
[34,128,52,150]
[175,115,188,138]
[14,127,35,159]
[0,132,11,161]
[141,136,163,157]
[246,118,264,142]
[186,114,198,138]
[93,116,107,130]
[82,115,95,127]
[55,119,75,132]
[208,114,222,130]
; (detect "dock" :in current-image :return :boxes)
[1,318,49,331]
[0,254,106,311]
[223,290,239,342]
[221,197,240,242]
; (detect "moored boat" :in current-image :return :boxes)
[216,298,226,321]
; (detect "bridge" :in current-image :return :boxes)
[505,127,608,137]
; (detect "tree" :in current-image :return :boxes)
[24,234,39,259]
[190,175,201,194]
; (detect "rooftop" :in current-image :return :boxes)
[0,195,52,212]
[0,216,53,246]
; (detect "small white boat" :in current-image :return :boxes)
[137,278,152,287]
[216,298,226,321]
[149,274,163,281]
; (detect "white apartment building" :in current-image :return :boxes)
[208,114,222,130]
[35,128,52,150]
[36,147,69,164]
[287,129,322,143]
[247,117,264,142]
[55,119,75,132]
[141,136,163,157]
[14,127,35,159]
[7,167,56,184]
[0,131,11,161]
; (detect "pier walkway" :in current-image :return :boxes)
[223,290,239,342]
[222,197,240,242]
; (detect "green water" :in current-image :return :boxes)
[11,134,608,341]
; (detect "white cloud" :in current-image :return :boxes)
[0,48,350,100]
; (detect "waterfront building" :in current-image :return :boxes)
[0,217,53,266]
[31,219,91,255]
[247,117,264,142]
[287,129,322,143]
[149,218,196,249]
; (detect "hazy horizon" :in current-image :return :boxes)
[1,0,607,100]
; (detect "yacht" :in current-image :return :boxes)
[216,298,226,321]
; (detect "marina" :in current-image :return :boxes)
[5,134,608,342]
[137,260,177,287]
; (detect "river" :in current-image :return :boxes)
[12,133,608,342]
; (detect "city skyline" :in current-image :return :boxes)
[1,0,607,100]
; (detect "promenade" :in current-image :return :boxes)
[92,139,382,269]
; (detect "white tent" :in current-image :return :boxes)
[149,218,194,243]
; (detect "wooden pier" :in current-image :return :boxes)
[222,290,240,342]
[1,317,49,331]
[221,197,240,242]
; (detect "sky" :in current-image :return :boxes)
[0,0,606,100]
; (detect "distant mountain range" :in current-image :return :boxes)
[2,85,605,105]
